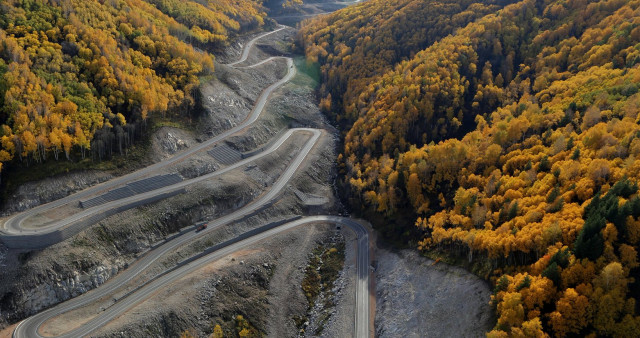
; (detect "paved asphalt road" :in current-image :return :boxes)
[12,128,325,337]
[226,26,286,67]
[8,25,372,338]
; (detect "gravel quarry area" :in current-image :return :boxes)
[375,248,494,337]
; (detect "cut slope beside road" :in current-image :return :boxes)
[0,128,312,249]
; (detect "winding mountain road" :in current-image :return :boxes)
[12,127,320,337]
[8,24,372,338]
[226,26,287,67]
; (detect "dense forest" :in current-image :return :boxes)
[299,0,512,127]
[299,0,640,335]
[0,0,269,172]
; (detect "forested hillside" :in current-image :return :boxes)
[299,0,640,335]
[0,0,267,171]
[299,0,511,126]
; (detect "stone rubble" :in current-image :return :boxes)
[160,132,189,155]
[20,260,126,315]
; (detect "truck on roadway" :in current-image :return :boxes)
[195,221,208,232]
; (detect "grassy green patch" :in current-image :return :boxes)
[292,56,320,87]
[150,114,198,132]
[71,236,91,248]
[94,225,115,245]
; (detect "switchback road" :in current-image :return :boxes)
[0,128,317,248]
[226,26,287,67]
[8,24,372,338]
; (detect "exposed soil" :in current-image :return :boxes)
[149,127,196,162]
[0,170,114,216]
[0,322,16,338]
[0,25,350,337]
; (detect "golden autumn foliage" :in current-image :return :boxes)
[301,0,640,335]
[0,0,268,169]
[298,0,504,126]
